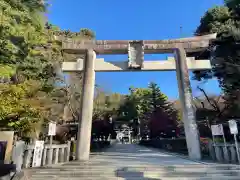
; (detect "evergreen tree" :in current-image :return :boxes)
[193,0,240,116]
[117,83,179,138]
[147,82,179,138]
[148,82,169,112]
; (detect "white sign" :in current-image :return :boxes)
[48,122,56,136]
[229,120,238,134]
[211,124,224,135]
[32,141,44,167]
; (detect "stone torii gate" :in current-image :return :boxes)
[59,33,217,161]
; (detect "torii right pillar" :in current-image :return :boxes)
[174,47,201,160]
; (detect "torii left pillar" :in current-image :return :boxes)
[76,49,96,161]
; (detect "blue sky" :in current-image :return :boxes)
[47,0,223,100]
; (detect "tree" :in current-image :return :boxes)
[0,0,55,136]
[147,82,179,138]
[117,83,179,138]
[90,90,123,139]
[0,0,96,138]
[117,87,152,127]
[193,0,240,116]
[57,28,96,123]
[93,90,123,120]
[148,82,170,112]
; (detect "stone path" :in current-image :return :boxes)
[28,143,240,180]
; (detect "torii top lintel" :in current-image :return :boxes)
[59,33,217,55]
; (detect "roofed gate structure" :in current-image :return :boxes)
[59,33,217,161]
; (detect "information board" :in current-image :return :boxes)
[211,124,224,136]
[48,122,56,136]
[229,120,238,134]
[32,141,44,167]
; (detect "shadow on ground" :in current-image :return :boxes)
[28,144,240,180]
[114,165,240,179]
[95,144,199,166]
[115,167,160,180]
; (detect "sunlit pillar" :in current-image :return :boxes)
[76,49,96,161]
[174,47,201,160]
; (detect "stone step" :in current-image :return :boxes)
[30,170,240,178]
[30,173,240,177]
[61,162,239,167]
[39,164,240,168]
[30,178,123,180]
[32,166,240,173]
[32,168,240,174]
[27,176,240,180]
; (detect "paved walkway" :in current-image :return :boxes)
[29,143,240,180]
[92,143,201,166]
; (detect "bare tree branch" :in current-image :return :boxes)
[197,86,220,112]
[197,86,231,124]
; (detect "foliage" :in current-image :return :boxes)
[93,90,123,120]
[0,81,40,132]
[147,83,179,138]
[53,28,95,40]
[117,82,179,138]
[0,0,51,135]
[193,0,240,116]
[0,0,96,137]
[59,27,96,123]
[117,87,151,123]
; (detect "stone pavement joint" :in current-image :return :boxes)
[27,144,240,180]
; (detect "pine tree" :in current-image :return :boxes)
[148,82,170,112]
[147,82,179,138]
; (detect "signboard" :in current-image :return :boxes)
[32,141,44,167]
[0,131,14,163]
[229,120,238,134]
[211,124,224,136]
[12,140,25,172]
[48,122,56,136]
[0,141,7,162]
